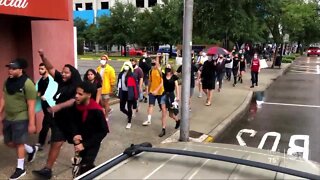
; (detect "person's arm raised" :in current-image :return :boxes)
[38,49,56,78]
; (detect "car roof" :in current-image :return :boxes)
[78,142,320,179]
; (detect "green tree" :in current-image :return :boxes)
[74,18,88,54]
[97,2,138,56]
[135,0,183,55]
[281,0,320,53]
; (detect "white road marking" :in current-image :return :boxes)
[143,148,187,180]
[236,129,257,146]
[289,69,320,74]
[258,132,281,152]
[263,102,320,108]
[187,159,211,180]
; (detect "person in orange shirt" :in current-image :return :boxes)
[142,56,166,130]
[96,55,116,118]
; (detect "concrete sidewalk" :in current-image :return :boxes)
[0,62,291,179]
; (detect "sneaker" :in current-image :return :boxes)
[126,123,132,129]
[32,167,52,179]
[142,120,151,126]
[35,143,44,151]
[198,93,202,98]
[158,129,166,137]
[250,85,254,88]
[175,120,181,129]
[27,145,39,162]
[9,168,26,180]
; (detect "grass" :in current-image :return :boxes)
[78,52,175,63]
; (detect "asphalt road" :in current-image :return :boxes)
[216,56,320,163]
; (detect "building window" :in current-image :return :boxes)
[75,3,83,11]
[148,0,157,7]
[85,3,93,10]
[101,2,109,9]
[136,0,144,8]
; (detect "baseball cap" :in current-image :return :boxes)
[5,58,28,69]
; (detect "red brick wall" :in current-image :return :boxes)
[0,0,74,135]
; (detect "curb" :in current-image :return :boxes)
[206,62,293,142]
[207,91,253,142]
[163,62,293,144]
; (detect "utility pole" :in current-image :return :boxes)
[180,0,194,142]
[93,0,99,54]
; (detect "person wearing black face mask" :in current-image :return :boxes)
[159,64,180,137]
[232,54,240,87]
[215,54,232,92]
[130,58,144,117]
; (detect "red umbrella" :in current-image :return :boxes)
[205,46,229,55]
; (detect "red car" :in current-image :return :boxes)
[121,48,143,56]
[307,47,320,56]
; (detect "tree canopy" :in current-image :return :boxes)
[74,0,320,52]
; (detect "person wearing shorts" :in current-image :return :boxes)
[96,55,116,117]
[142,56,165,127]
[1,58,38,180]
[158,64,181,137]
[32,50,82,179]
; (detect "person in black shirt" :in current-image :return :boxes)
[72,82,109,176]
[239,55,246,83]
[159,64,180,137]
[33,50,82,179]
[201,57,216,106]
[83,69,102,104]
[215,54,232,92]
[176,58,198,110]
[232,54,240,87]
[35,63,58,150]
[139,54,152,103]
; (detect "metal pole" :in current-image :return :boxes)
[180,0,194,142]
[93,0,99,54]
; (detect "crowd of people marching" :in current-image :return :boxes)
[0,47,261,179]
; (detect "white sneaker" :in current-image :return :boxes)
[126,123,132,129]
[142,120,151,126]
[198,93,202,98]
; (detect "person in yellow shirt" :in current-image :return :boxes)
[142,56,166,129]
[96,55,116,118]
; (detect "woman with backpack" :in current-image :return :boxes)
[117,61,138,129]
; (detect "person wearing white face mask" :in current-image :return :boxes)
[96,55,116,119]
[250,53,260,88]
[117,62,138,129]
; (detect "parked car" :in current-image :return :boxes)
[75,142,320,180]
[307,47,320,56]
[121,48,143,56]
[157,47,177,57]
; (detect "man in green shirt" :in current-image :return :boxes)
[0,58,38,180]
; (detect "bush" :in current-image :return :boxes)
[283,55,296,60]
[282,58,293,63]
